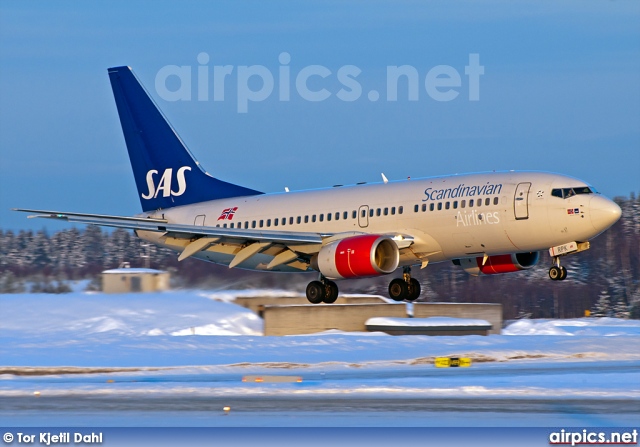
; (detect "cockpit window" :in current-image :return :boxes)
[551,189,563,198]
[573,187,592,195]
[551,187,593,199]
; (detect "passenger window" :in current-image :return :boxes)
[384,208,388,216]
[399,206,403,214]
[289,217,294,225]
[252,221,256,228]
[352,211,356,219]
[282,217,286,225]
[430,203,435,211]
[327,213,331,221]
[297,216,301,224]
[461,200,466,208]
[469,199,474,207]
[304,216,309,223]
[223,224,227,228]
[259,220,264,228]
[370,209,374,217]
[376,208,381,216]
[274,218,278,227]
[391,207,396,215]
[422,204,427,212]
[312,215,317,223]
[414,204,419,213]
[493,197,499,205]
[230,223,234,228]
[477,199,482,207]
[445,202,450,210]
[485,198,490,206]
[362,209,367,218]
[245,222,249,229]
[344,211,349,220]
[267,219,271,227]
[453,201,458,209]
[437,203,442,210]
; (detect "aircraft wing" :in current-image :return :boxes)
[13,208,324,244]
[14,209,415,270]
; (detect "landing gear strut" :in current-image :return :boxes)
[388,266,421,302]
[549,256,567,281]
[306,276,339,304]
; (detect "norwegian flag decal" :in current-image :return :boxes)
[567,209,574,215]
[218,207,238,221]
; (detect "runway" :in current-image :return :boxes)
[2,360,639,427]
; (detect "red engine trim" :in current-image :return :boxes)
[334,235,383,278]
[476,254,522,274]
[316,234,399,280]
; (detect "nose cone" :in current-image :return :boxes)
[589,195,622,234]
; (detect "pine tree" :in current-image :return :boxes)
[612,297,630,319]
[591,290,612,317]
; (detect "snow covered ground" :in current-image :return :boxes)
[1,290,639,427]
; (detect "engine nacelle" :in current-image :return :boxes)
[313,234,400,280]
[453,252,540,276]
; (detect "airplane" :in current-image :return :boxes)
[15,66,622,304]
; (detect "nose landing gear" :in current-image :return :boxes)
[388,266,421,301]
[549,256,567,281]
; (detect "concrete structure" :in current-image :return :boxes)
[365,317,492,336]
[263,303,406,336]
[412,303,503,335]
[235,295,386,316]
[102,267,170,294]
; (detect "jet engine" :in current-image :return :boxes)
[312,234,400,280]
[453,252,540,276]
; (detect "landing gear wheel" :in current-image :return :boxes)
[549,266,562,281]
[389,278,408,302]
[323,281,339,304]
[559,266,567,281]
[407,278,421,301]
[306,281,325,304]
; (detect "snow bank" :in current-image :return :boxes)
[2,290,639,369]
[503,318,640,336]
[0,290,263,337]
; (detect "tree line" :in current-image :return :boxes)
[1,194,638,320]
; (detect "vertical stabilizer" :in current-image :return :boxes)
[108,66,262,212]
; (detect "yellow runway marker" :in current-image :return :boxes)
[242,375,303,383]
[435,357,472,368]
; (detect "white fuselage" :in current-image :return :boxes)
[136,171,619,273]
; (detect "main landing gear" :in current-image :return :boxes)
[306,276,339,304]
[548,256,567,281]
[388,266,421,302]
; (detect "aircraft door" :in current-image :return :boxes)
[194,214,206,226]
[514,182,531,220]
[358,205,369,228]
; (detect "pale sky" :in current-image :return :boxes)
[1,1,639,231]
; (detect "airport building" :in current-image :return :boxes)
[101,264,170,293]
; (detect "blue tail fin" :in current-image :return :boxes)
[108,66,262,212]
